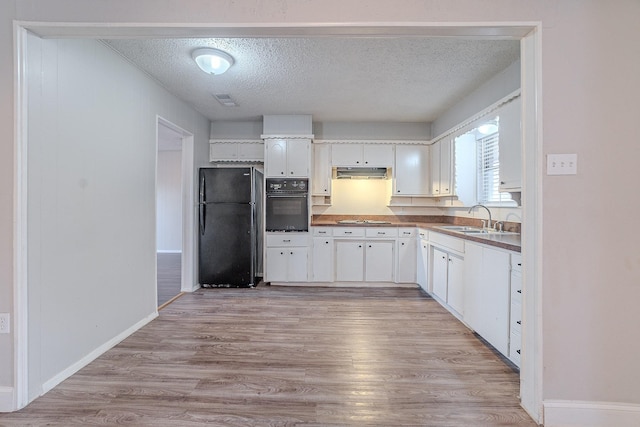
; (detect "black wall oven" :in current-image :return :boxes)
[265,178,309,232]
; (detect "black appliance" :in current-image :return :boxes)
[265,178,309,232]
[198,167,263,287]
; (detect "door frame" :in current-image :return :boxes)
[156,116,196,294]
[12,21,543,422]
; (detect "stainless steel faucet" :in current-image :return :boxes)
[468,204,492,230]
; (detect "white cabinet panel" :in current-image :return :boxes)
[331,144,393,167]
[396,238,417,284]
[266,247,289,282]
[447,253,464,315]
[416,239,429,292]
[430,139,453,196]
[394,145,430,196]
[238,143,264,161]
[365,241,394,282]
[363,144,394,167]
[432,248,448,301]
[498,96,522,191]
[335,241,364,281]
[312,237,333,282]
[265,139,309,177]
[265,232,309,283]
[312,143,332,195]
[331,144,363,166]
[288,247,309,282]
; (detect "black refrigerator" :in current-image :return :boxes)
[198,167,263,287]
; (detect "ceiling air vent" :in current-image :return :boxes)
[213,94,238,107]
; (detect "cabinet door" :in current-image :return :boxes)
[447,253,464,315]
[312,143,332,195]
[331,144,363,166]
[396,238,417,283]
[312,237,333,282]
[482,247,511,355]
[498,97,522,191]
[265,139,288,177]
[463,243,484,331]
[394,145,430,196]
[266,247,289,282]
[416,239,429,291]
[365,241,394,282]
[286,139,310,177]
[432,248,448,301]
[335,241,364,281]
[430,142,441,196]
[363,144,394,167]
[210,143,238,161]
[288,247,309,282]
[237,143,264,161]
[439,138,452,196]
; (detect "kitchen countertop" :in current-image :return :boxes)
[310,215,521,253]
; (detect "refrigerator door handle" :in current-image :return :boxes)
[199,173,206,235]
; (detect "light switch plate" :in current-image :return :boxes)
[0,313,9,334]
[547,154,577,175]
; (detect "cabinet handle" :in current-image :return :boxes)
[403,232,411,235]
[517,263,522,267]
[325,241,329,244]
[345,231,352,234]
[290,252,293,255]
[401,242,405,246]
[501,181,506,185]
[356,161,360,164]
[442,256,446,260]
[377,232,385,235]
[517,320,521,325]
[517,350,521,354]
[397,190,401,193]
[283,239,291,242]
[290,171,294,175]
[517,289,522,294]
[280,252,284,255]
[358,245,362,248]
[318,231,326,234]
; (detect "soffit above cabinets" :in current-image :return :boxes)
[103,37,520,124]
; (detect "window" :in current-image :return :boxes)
[476,129,513,205]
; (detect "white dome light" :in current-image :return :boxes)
[192,48,234,75]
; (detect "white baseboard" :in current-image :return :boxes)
[544,400,640,427]
[41,312,158,394]
[0,386,14,412]
[156,250,182,254]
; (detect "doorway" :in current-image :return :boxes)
[156,118,194,307]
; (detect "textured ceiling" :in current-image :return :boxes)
[105,37,520,123]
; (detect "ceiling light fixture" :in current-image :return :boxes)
[192,48,234,75]
[477,121,498,135]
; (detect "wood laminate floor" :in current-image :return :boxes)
[0,286,537,426]
[157,252,181,307]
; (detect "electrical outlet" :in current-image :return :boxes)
[0,313,10,334]
[547,154,578,175]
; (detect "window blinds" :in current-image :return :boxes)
[477,133,512,204]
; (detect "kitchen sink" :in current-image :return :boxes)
[462,230,520,236]
[435,225,483,232]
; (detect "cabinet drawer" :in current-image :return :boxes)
[418,229,429,239]
[333,227,365,237]
[512,253,523,272]
[398,228,417,238]
[266,233,309,247]
[510,300,522,334]
[429,232,465,254]
[312,227,333,237]
[509,331,522,366]
[365,227,398,238]
[511,271,522,303]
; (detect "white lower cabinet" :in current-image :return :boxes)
[265,233,309,282]
[335,241,365,281]
[396,237,417,283]
[464,242,511,356]
[416,234,429,292]
[509,253,523,367]
[312,237,333,282]
[365,241,394,282]
[432,247,464,315]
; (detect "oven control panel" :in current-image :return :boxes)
[266,178,308,192]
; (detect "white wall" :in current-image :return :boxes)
[2,1,640,424]
[156,150,183,252]
[23,35,209,401]
[314,121,431,140]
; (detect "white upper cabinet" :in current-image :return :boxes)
[265,138,310,177]
[394,145,430,196]
[209,141,264,162]
[331,144,394,167]
[430,139,453,196]
[498,96,522,191]
[312,143,332,196]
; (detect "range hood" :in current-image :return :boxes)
[334,167,389,179]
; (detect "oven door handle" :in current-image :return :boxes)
[266,194,308,198]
